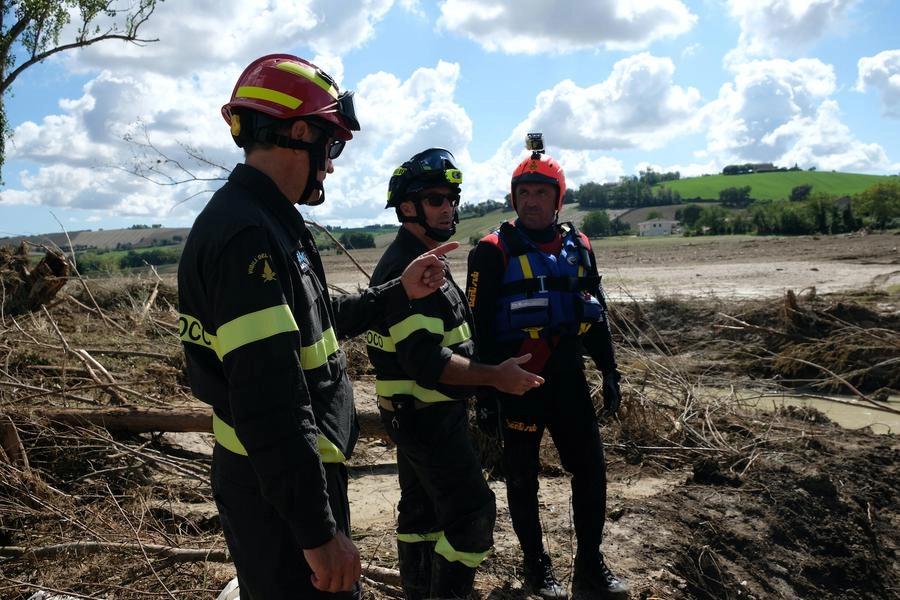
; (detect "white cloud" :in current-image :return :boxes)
[511,53,702,151]
[306,61,474,226]
[705,58,891,172]
[437,0,696,54]
[726,0,861,61]
[856,49,900,118]
[65,0,395,74]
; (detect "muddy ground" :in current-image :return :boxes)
[0,232,898,600]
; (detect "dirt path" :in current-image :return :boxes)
[325,231,900,300]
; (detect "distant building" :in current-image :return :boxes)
[638,219,679,236]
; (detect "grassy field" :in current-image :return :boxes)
[656,170,898,200]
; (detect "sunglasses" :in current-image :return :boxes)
[327,138,346,160]
[420,193,460,208]
[307,122,346,160]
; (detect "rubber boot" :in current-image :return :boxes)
[429,553,476,599]
[572,552,628,600]
[523,551,567,599]
[397,540,435,600]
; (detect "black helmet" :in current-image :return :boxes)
[386,148,462,208]
[385,148,462,242]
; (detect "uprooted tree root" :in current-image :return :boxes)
[1,273,898,599]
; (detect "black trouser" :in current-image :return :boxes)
[497,370,607,559]
[379,399,496,562]
[211,444,360,600]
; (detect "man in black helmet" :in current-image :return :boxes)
[178,56,457,600]
[365,148,546,599]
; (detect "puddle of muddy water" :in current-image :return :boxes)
[743,393,900,435]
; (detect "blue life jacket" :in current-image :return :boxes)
[493,221,605,341]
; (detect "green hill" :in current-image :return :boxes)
[657,171,898,201]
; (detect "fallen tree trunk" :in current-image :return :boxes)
[0,542,401,585]
[17,406,389,441]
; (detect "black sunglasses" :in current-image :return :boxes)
[308,122,346,160]
[419,192,460,208]
[327,138,346,160]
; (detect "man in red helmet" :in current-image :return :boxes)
[465,135,629,600]
[366,148,545,599]
[178,55,456,599]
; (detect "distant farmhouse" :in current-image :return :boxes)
[638,219,679,237]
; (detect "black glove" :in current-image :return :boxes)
[601,370,622,418]
[475,389,501,438]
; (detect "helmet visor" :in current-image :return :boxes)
[337,91,360,132]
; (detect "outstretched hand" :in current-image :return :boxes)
[400,241,460,300]
[492,354,545,396]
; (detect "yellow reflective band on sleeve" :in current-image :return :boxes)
[275,61,339,98]
[365,330,396,352]
[388,313,444,342]
[397,531,443,544]
[213,413,345,463]
[217,305,299,358]
[213,412,247,455]
[300,327,339,370]
[235,85,302,109]
[442,322,471,346]
[435,534,490,568]
[180,313,220,357]
[317,435,346,464]
[518,254,534,279]
[375,380,454,404]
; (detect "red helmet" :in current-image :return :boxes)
[510,152,566,212]
[221,54,359,143]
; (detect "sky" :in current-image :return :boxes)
[2,0,899,237]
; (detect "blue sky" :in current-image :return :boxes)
[2,0,899,237]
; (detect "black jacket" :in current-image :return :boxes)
[366,227,476,404]
[178,164,407,548]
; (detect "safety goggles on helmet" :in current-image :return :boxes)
[386,148,463,208]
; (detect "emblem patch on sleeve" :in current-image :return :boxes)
[248,253,277,282]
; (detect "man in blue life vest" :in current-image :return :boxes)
[465,134,629,600]
[366,148,545,599]
[178,54,456,599]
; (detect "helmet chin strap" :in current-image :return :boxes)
[286,138,328,206]
[403,201,457,242]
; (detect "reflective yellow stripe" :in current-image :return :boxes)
[375,380,454,403]
[365,330,396,352]
[180,313,220,357]
[275,61,339,98]
[235,85,302,109]
[369,322,470,354]
[518,254,533,279]
[213,412,246,455]
[388,314,472,346]
[300,327,339,370]
[397,532,443,544]
[217,305,298,358]
[442,322,471,346]
[212,413,345,463]
[317,436,346,464]
[435,535,490,568]
[389,314,444,342]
